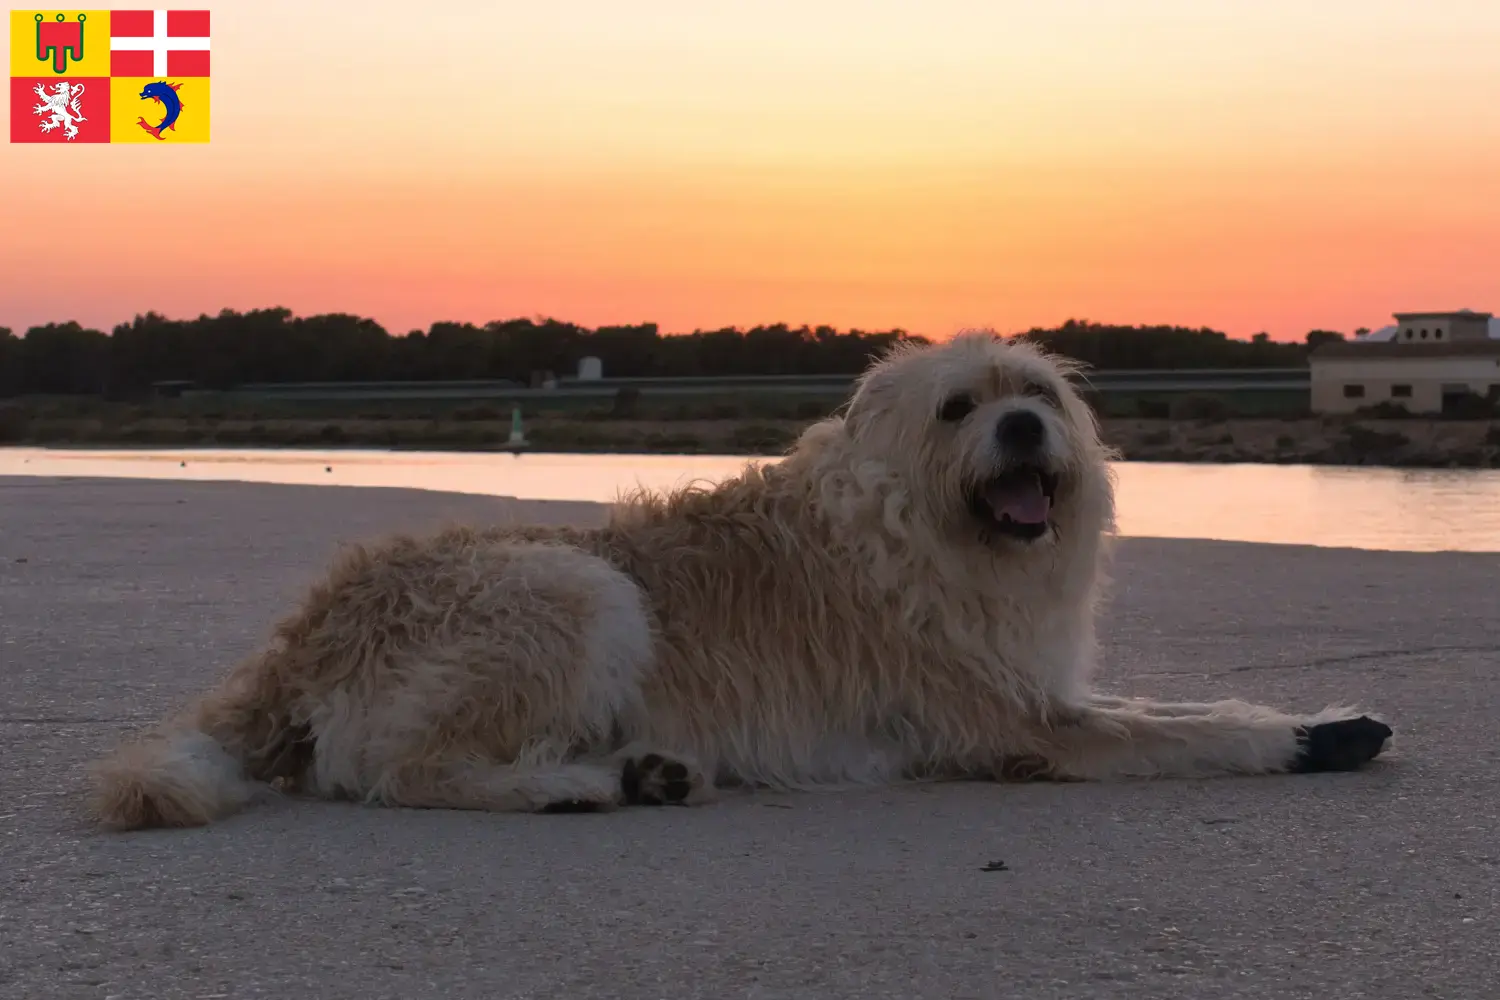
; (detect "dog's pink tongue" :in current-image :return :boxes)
[986,475,1050,524]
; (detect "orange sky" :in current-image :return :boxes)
[4,0,1499,341]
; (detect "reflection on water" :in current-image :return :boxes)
[3,446,1499,553]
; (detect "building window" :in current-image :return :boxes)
[1392,384,1412,398]
[1420,329,1429,339]
[1343,384,1365,399]
[1434,330,1443,339]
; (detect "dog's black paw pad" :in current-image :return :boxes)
[1290,716,1393,773]
[541,799,607,814]
[621,754,697,806]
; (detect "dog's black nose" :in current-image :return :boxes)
[996,410,1046,452]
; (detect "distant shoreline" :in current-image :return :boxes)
[1106,416,1499,469]
[3,407,1497,469]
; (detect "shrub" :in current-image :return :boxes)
[1343,424,1408,456]
[1134,398,1171,419]
[643,431,704,453]
[527,424,625,451]
[1441,392,1495,420]
[0,405,29,443]
[726,423,796,454]
[1356,401,1413,419]
[701,400,745,420]
[609,387,640,419]
[1169,394,1230,422]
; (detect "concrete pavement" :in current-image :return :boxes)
[2,476,1498,1000]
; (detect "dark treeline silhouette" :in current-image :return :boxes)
[0,310,1341,397]
[1016,320,1333,369]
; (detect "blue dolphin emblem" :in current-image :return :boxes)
[137,81,184,140]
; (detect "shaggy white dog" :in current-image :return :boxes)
[89,333,1392,829]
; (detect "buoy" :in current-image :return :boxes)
[506,405,529,452]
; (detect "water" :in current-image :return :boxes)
[3,446,1499,553]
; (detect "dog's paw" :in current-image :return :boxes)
[1289,716,1393,773]
[540,798,612,814]
[620,752,701,806]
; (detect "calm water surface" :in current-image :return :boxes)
[3,447,1499,553]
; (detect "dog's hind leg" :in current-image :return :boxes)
[370,747,627,813]
[294,538,663,809]
[369,745,713,813]
[1033,699,1393,779]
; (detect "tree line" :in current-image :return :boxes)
[0,309,1344,397]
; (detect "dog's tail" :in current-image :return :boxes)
[88,649,309,831]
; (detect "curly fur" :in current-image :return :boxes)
[87,332,1386,830]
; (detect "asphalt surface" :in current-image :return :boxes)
[2,476,1498,1000]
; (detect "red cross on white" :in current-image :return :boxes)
[110,10,211,78]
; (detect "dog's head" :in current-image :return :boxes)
[828,331,1114,550]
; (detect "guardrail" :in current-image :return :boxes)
[195,368,1311,402]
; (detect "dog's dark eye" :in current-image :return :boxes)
[938,394,976,422]
[1021,381,1061,407]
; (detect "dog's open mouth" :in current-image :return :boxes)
[969,465,1059,541]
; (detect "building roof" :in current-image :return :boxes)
[1392,309,1494,321]
[1355,317,1500,342]
[1311,339,1500,360]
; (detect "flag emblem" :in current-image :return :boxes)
[9,9,210,143]
[30,77,87,137]
[34,11,85,72]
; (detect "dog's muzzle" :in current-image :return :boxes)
[967,411,1061,542]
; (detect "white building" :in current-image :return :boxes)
[1309,310,1500,414]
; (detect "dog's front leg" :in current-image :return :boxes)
[1087,694,1273,718]
[1029,698,1392,780]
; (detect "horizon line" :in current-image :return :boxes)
[3,307,1361,344]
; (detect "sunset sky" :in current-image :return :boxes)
[3,0,1499,341]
